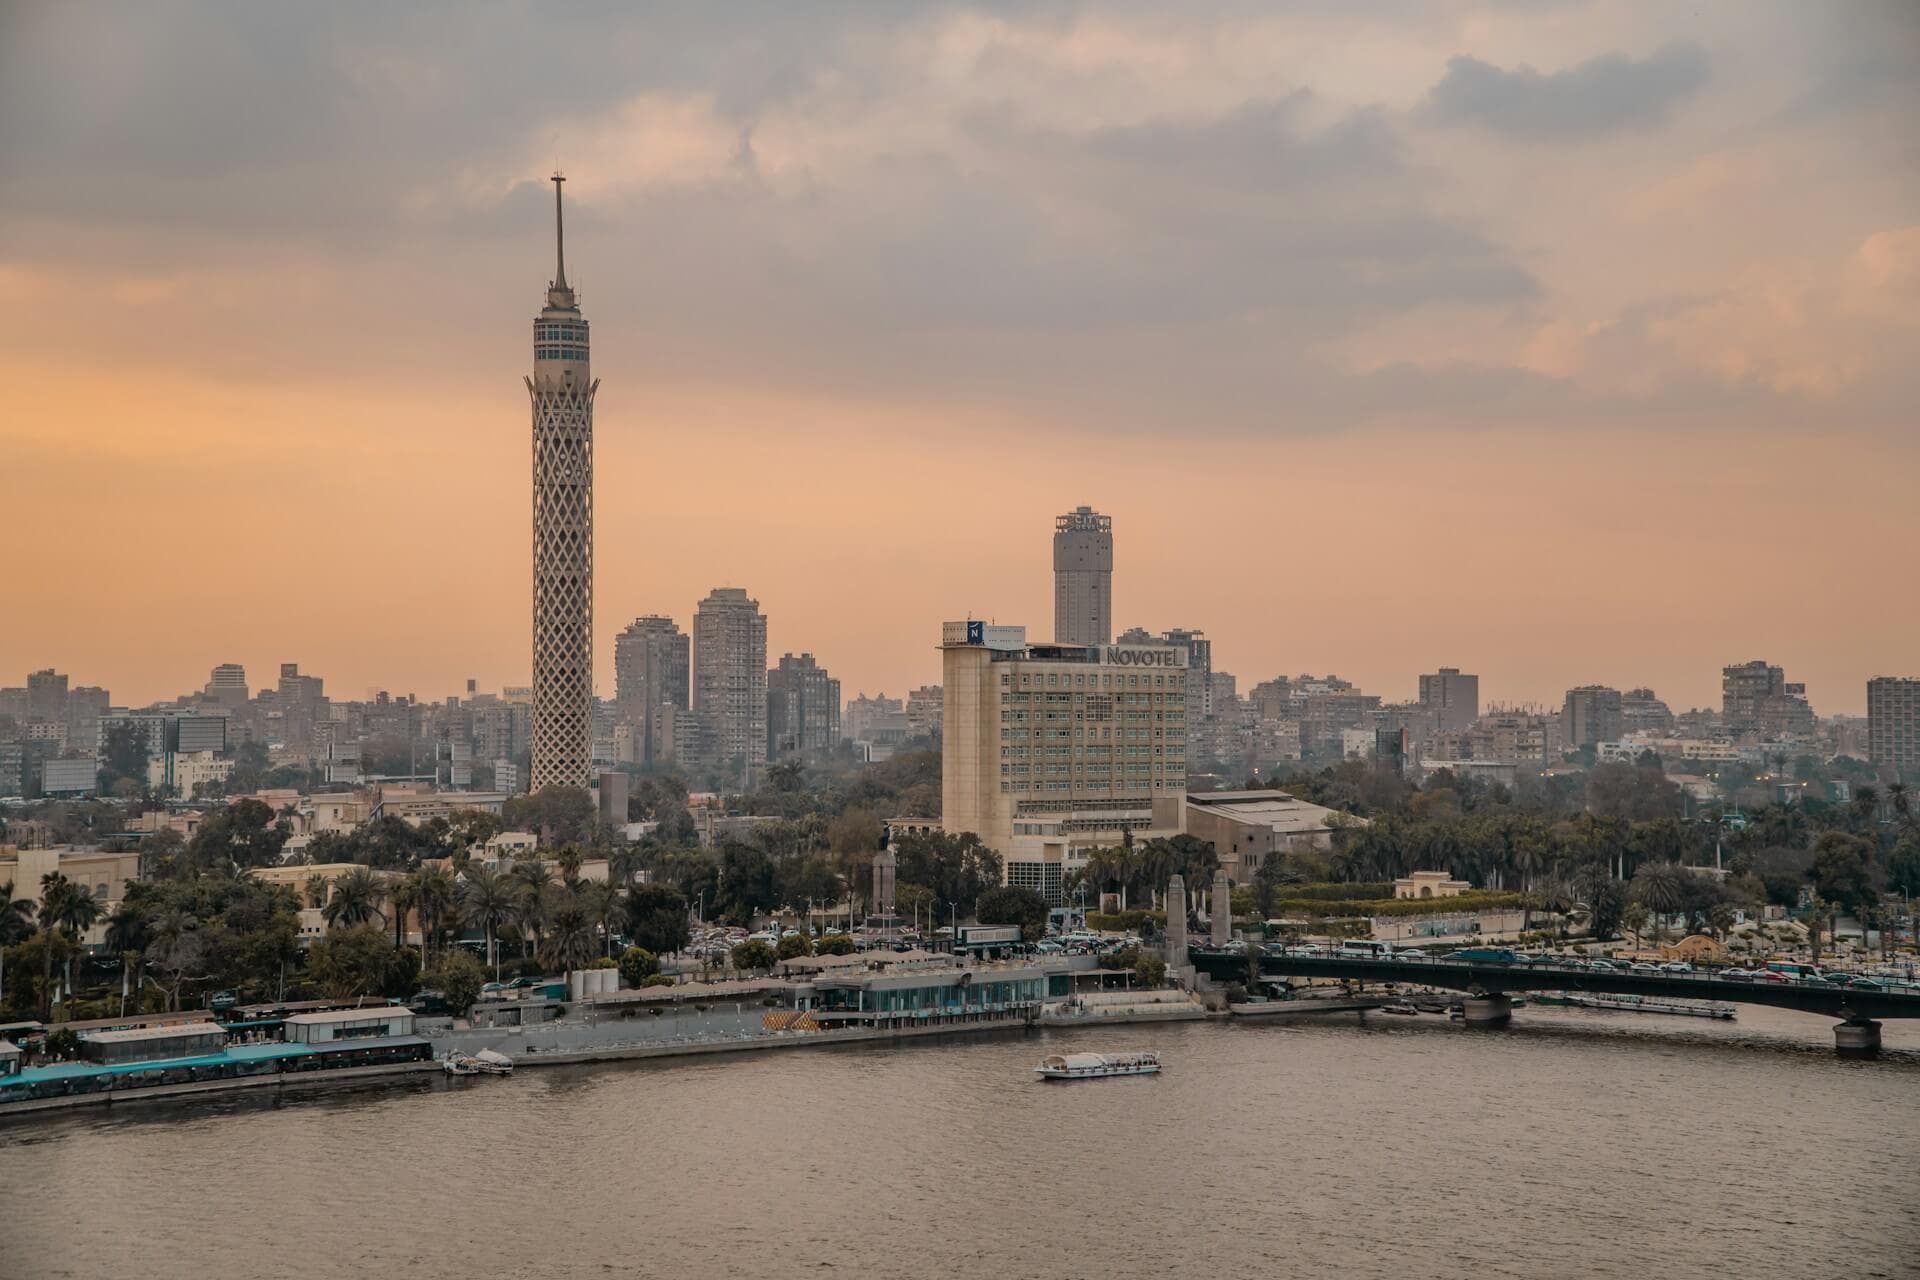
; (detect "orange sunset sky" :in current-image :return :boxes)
[2,3,1915,716]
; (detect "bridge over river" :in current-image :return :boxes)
[1188,946,1920,1056]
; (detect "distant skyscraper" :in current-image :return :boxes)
[26,669,67,723]
[1721,660,1813,741]
[1866,677,1920,776]
[693,588,768,784]
[527,173,597,793]
[1562,685,1624,750]
[767,652,841,759]
[614,616,690,765]
[207,663,248,705]
[1418,668,1479,733]
[1053,506,1113,646]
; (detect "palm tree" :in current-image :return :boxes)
[387,874,420,952]
[1622,902,1649,952]
[321,868,384,930]
[0,878,34,1011]
[583,880,623,956]
[539,892,596,973]
[510,861,556,959]
[555,845,586,887]
[104,901,150,1017]
[406,865,459,962]
[460,866,517,981]
[38,873,101,1015]
[1629,864,1687,946]
[1805,898,1832,966]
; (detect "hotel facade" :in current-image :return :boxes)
[941,621,1186,904]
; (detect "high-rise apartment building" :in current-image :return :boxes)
[614,616,690,765]
[767,653,841,759]
[1721,660,1814,740]
[1562,685,1624,750]
[26,669,67,723]
[1867,677,1920,776]
[1620,687,1674,734]
[905,685,944,741]
[206,663,248,705]
[1418,668,1479,733]
[693,588,768,784]
[1052,506,1113,646]
[528,173,597,793]
[942,621,1186,905]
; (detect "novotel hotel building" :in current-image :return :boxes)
[941,621,1188,905]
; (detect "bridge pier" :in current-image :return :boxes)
[1833,1020,1882,1059]
[1461,994,1512,1027]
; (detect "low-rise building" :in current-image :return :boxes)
[283,1007,415,1044]
[1184,791,1359,883]
[1393,871,1471,900]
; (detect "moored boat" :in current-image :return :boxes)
[1379,1002,1419,1016]
[1034,1051,1161,1080]
[442,1053,482,1076]
[473,1048,514,1075]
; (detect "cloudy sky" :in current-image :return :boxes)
[1,2,1915,714]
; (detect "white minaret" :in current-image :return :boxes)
[526,172,597,792]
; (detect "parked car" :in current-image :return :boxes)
[1660,961,1694,974]
[1630,962,1661,972]
[1719,968,1761,980]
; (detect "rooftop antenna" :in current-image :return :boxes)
[551,170,568,291]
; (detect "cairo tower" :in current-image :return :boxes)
[526,173,597,791]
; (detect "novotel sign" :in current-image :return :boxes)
[1101,645,1186,668]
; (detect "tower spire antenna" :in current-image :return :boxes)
[551,170,568,291]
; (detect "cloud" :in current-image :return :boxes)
[1425,42,1709,138]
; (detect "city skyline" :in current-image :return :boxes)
[2,4,1916,715]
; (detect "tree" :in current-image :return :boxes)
[618,945,660,987]
[1805,898,1833,966]
[322,868,385,930]
[775,931,812,961]
[975,885,1049,942]
[144,907,205,1011]
[503,786,596,847]
[424,949,486,1015]
[816,932,855,956]
[1585,879,1627,942]
[1629,864,1688,945]
[624,883,691,956]
[38,872,101,1015]
[186,798,290,871]
[539,893,597,974]
[1622,902,1650,951]
[510,861,556,955]
[1133,953,1167,988]
[0,878,32,1011]
[99,721,152,791]
[406,865,460,961]
[307,925,411,1000]
[713,840,780,924]
[460,866,517,980]
[582,880,623,957]
[1809,832,1877,917]
[731,938,776,972]
[894,830,1002,921]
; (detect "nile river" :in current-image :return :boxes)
[3,1005,1916,1279]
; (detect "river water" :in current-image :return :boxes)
[3,1005,1916,1279]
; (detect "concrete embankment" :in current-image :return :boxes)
[2,997,1227,1121]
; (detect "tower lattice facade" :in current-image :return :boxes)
[527,174,597,792]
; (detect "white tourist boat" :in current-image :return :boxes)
[1034,1051,1161,1080]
